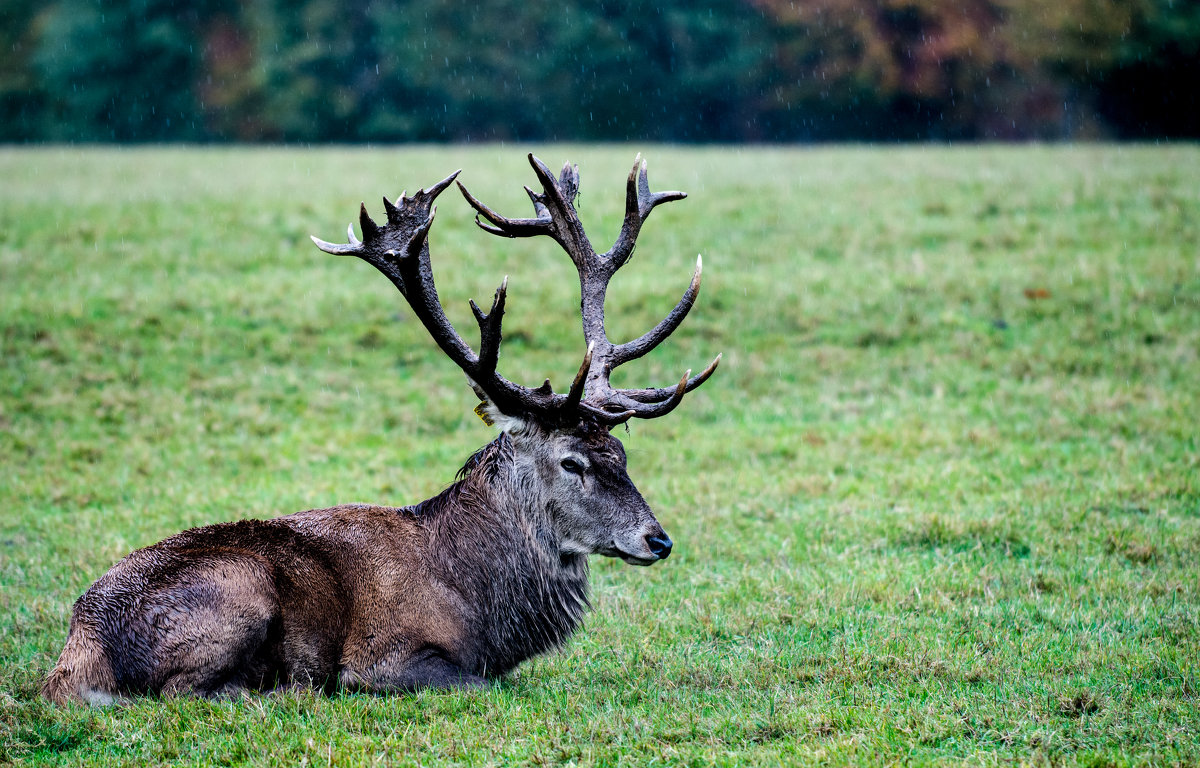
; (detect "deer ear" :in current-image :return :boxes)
[473,398,531,436]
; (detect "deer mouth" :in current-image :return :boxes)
[601,545,660,566]
[618,552,660,566]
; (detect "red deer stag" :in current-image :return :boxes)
[43,154,719,704]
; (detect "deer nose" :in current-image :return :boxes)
[646,534,673,560]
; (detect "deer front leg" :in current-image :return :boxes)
[341,648,488,693]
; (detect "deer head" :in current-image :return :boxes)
[312,154,719,563]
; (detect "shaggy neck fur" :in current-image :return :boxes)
[418,434,590,677]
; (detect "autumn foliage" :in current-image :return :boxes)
[0,0,1195,141]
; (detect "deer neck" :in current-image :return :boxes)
[429,435,590,675]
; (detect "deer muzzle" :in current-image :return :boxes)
[645,533,673,560]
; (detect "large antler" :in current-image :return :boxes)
[312,155,718,428]
[312,171,560,419]
[458,154,720,425]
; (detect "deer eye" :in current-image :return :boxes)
[560,457,585,476]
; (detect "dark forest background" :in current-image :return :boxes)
[1,0,1197,143]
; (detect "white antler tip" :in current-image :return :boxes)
[311,234,360,255]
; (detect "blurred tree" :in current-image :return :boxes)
[33,0,234,140]
[362,0,772,142]
[751,0,1071,139]
[197,10,270,140]
[1051,0,1200,137]
[4,0,1197,141]
[242,0,380,141]
[0,0,47,140]
[368,0,570,141]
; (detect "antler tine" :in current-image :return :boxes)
[579,403,637,426]
[611,254,703,367]
[420,170,462,201]
[630,369,692,419]
[458,154,596,269]
[603,154,687,269]
[526,156,577,220]
[359,202,381,241]
[457,180,553,238]
[311,233,362,256]
[530,154,593,263]
[616,353,722,404]
[469,275,507,375]
[564,341,594,413]
[309,206,372,255]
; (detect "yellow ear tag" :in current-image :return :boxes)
[474,401,495,426]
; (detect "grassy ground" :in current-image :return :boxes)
[1,144,1197,766]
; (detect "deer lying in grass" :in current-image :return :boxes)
[43,154,719,704]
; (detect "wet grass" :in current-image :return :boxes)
[1,143,1198,766]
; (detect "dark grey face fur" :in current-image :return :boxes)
[500,413,671,566]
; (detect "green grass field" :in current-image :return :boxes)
[1,144,1197,766]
